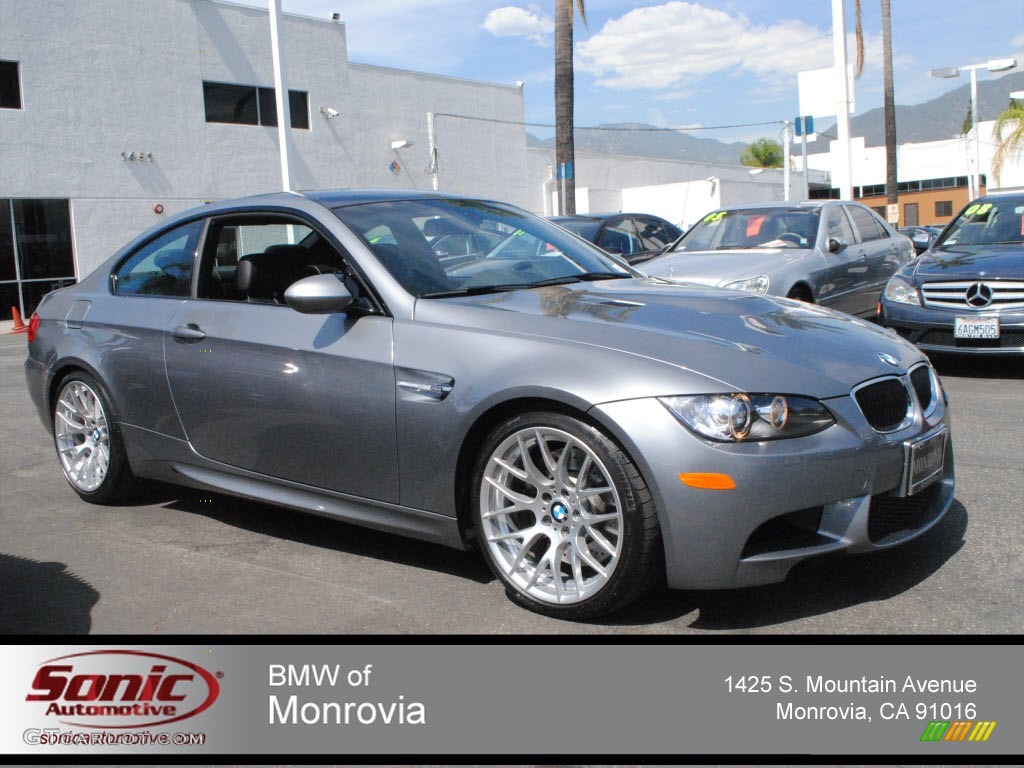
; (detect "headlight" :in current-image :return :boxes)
[724,275,770,294]
[660,394,835,442]
[884,276,920,306]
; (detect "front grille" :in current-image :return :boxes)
[919,329,1024,349]
[909,365,933,411]
[868,482,944,544]
[921,280,1024,311]
[854,378,911,432]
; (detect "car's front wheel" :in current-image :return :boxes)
[53,371,138,504]
[473,411,662,619]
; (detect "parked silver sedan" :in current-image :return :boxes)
[25,190,953,619]
[643,200,914,317]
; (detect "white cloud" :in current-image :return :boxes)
[482,6,554,45]
[576,2,835,91]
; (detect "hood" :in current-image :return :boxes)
[414,278,923,399]
[912,243,1024,282]
[643,249,810,286]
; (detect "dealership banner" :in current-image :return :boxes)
[1,643,1019,755]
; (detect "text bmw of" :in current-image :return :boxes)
[25,190,955,619]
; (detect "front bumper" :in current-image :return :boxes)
[880,300,1024,354]
[593,383,954,590]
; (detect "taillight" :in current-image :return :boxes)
[27,312,40,343]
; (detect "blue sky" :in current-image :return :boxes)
[250,0,1024,143]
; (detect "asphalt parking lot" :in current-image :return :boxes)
[2,325,1023,634]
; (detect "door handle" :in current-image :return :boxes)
[172,323,206,342]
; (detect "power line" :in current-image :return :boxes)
[431,112,784,134]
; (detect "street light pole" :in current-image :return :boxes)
[930,57,1017,200]
[969,66,980,199]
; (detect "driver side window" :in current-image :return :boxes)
[828,207,856,244]
[198,216,346,304]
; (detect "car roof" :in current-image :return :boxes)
[549,213,672,222]
[302,188,490,208]
[711,201,834,211]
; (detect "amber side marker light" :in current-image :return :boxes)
[679,472,736,490]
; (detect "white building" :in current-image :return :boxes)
[0,0,528,319]
[796,123,1024,225]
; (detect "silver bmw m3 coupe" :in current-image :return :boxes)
[25,190,955,619]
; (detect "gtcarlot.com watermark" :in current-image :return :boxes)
[24,728,207,746]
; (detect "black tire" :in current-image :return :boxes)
[472,411,662,619]
[52,371,138,504]
[787,285,814,303]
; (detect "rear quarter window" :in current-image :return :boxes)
[113,221,204,297]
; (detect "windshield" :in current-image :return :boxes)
[671,208,821,252]
[936,198,1024,247]
[332,198,632,298]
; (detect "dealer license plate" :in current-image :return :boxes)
[955,316,999,339]
[901,429,947,496]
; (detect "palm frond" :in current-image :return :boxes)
[575,0,587,27]
[854,0,864,78]
[991,105,1024,183]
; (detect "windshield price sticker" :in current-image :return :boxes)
[723,674,987,731]
[955,316,1000,339]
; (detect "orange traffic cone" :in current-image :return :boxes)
[10,306,28,334]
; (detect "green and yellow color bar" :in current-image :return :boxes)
[920,720,997,742]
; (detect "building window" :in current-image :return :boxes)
[0,60,21,109]
[935,200,953,217]
[203,81,309,129]
[0,198,76,321]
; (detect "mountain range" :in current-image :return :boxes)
[528,71,1024,164]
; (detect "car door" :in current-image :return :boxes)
[817,204,862,314]
[845,204,897,315]
[163,212,399,502]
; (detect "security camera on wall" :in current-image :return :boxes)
[320,107,340,119]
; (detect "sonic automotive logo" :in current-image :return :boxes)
[25,650,220,729]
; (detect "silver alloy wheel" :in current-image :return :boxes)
[480,426,624,605]
[54,380,111,492]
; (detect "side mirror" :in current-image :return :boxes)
[284,273,354,314]
[828,238,848,254]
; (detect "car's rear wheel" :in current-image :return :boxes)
[473,411,662,619]
[53,371,137,504]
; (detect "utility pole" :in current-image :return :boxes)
[268,0,293,191]
[831,0,854,199]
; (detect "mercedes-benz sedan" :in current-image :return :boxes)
[880,193,1024,354]
[25,190,954,619]
[643,200,913,317]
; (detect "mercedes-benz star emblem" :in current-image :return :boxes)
[965,282,994,308]
[878,352,900,368]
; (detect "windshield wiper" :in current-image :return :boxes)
[419,272,628,299]
[572,271,631,281]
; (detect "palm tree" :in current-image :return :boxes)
[740,138,784,167]
[555,0,586,214]
[991,98,1024,184]
[854,0,898,215]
